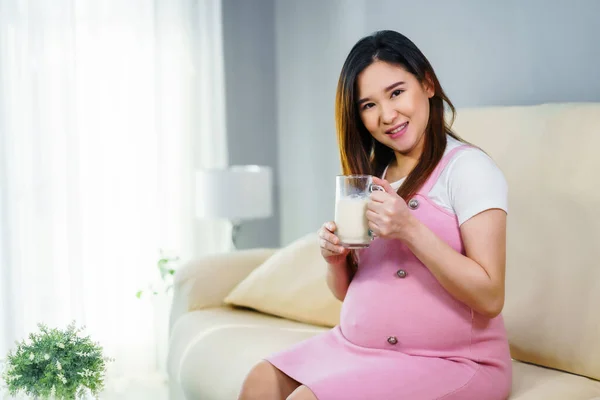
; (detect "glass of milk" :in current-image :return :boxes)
[334,175,384,248]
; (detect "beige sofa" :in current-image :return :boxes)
[167,103,600,400]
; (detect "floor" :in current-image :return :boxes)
[1,382,169,400]
[101,383,169,400]
[99,373,170,400]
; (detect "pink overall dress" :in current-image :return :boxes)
[266,146,513,399]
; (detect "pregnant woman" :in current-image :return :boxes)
[238,30,512,400]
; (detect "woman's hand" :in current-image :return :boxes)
[366,177,416,241]
[318,221,349,265]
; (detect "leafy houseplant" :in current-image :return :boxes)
[135,250,180,376]
[1,322,112,399]
[136,250,179,299]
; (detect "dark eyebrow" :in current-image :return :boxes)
[357,81,405,105]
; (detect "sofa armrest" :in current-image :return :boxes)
[168,248,277,332]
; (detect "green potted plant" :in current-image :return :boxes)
[135,249,180,376]
[136,249,179,299]
[1,321,113,399]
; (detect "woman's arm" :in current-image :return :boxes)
[368,177,507,318]
[319,221,353,301]
[326,260,352,302]
[403,208,507,318]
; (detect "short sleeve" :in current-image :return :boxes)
[446,149,508,226]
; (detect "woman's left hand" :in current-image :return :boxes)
[366,177,416,241]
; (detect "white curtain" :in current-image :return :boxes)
[0,0,228,393]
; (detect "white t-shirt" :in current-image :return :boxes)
[383,135,508,226]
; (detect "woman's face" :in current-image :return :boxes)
[357,60,434,157]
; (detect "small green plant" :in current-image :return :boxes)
[136,249,179,299]
[1,321,113,399]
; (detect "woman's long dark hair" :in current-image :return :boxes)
[335,30,464,272]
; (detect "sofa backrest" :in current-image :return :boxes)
[452,102,600,381]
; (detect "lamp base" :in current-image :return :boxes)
[230,220,242,250]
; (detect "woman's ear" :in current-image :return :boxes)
[423,73,435,98]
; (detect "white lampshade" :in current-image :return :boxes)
[195,165,273,221]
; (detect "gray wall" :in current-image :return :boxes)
[275,0,367,245]
[275,0,600,245]
[363,0,600,107]
[222,0,280,249]
[221,0,600,247]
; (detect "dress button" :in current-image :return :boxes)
[396,269,407,278]
[387,336,398,345]
[408,198,419,210]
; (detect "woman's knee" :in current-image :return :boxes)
[286,385,318,400]
[238,360,299,400]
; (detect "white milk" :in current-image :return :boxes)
[335,196,370,246]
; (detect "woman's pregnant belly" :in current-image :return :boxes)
[339,246,474,357]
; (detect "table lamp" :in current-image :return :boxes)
[195,165,273,249]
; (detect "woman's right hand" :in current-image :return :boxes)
[318,221,349,265]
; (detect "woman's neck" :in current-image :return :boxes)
[386,152,420,182]
[386,137,425,182]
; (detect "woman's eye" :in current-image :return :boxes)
[362,103,375,110]
[391,89,404,97]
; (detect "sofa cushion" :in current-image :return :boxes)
[453,103,600,381]
[169,307,600,400]
[510,361,600,400]
[168,307,328,400]
[224,233,341,327]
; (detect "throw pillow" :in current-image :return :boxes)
[224,232,342,327]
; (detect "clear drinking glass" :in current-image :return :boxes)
[334,175,384,248]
